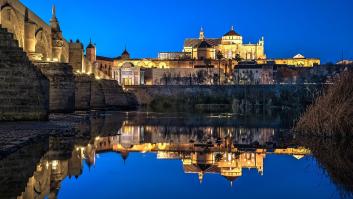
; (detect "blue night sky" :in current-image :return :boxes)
[21,0,353,63]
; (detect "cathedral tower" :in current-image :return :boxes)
[199,27,205,40]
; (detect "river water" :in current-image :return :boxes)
[0,111,351,199]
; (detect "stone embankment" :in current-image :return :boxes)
[0,27,137,121]
[76,75,138,110]
[128,84,323,112]
[34,62,75,113]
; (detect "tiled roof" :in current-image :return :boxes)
[195,40,213,48]
[96,56,114,62]
[184,38,221,48]
[87,43,95,49]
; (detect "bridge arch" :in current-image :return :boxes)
[1,4,25,47]
[35,27,51,61]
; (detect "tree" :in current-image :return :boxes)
[203,58,212,84]
[197,70,207,84]
[235,54,242,63]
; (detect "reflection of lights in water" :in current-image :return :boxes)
[158,143,167,150]
[46,161,49,169]
[228,153,232,161]
[52,160,58,170]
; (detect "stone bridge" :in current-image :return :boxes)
[0,0,101,74]
[0,0,68,62]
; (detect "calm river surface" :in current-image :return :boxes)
[0,111,352,199]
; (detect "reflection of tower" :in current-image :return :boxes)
[198,172,204,184]
[121,150,129,164]
[223,176,238,187]
[85,144,96,169]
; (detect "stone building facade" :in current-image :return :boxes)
[273,54,320,67]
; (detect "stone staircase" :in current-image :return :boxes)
[0,26,49,121]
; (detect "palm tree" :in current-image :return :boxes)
[235,53,242,63]
[203,58,212,84]
[216,51,224,85]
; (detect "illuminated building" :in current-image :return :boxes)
[183,26,266,60]
[273,54,320,67]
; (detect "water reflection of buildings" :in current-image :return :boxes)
[94,124,310,185]
[15,124,309,199]
[16,145,95,199]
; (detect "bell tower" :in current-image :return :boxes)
[199,27,205,40]
[86,39,96,63]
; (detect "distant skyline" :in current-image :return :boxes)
[21,0,353,63]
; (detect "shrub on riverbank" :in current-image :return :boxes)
[295,70,353,137]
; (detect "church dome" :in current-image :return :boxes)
[224,26,241,36]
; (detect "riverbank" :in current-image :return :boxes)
[128,84,323,113]
[295,70,353,137]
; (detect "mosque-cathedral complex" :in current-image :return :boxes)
[0,0,321,87]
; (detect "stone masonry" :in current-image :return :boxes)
[34,62,75,113]
[0,26,49,121]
